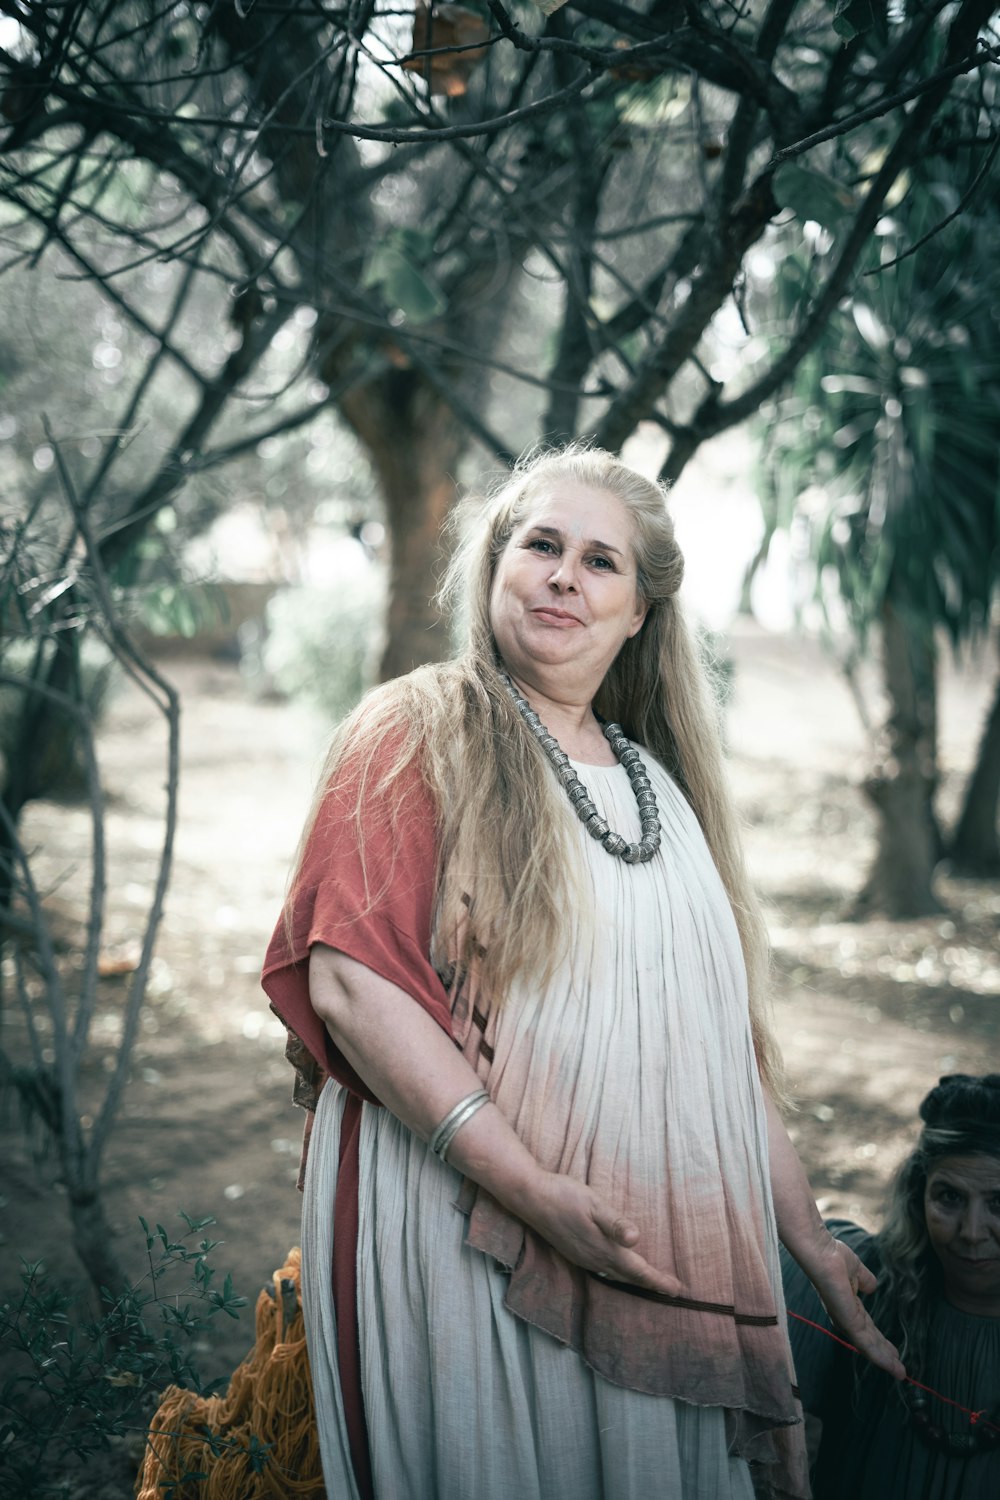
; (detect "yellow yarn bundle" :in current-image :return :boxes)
[135,1247,323,1499]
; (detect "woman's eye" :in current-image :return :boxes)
[588,555,614,570]
[527,538,556,554]
[934,1188,961,1206]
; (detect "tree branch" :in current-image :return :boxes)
[771,42,999,165]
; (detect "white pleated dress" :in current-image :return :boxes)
[299,751,808,1500]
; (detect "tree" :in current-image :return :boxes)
[755,173,1000,915]
[1,462,179,1302]
[1,2,996,673]
[950,654,1000,874]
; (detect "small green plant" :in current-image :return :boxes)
[0,1210,253,1500]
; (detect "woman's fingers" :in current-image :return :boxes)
[609,1248,683,1298]
[837,1302,905,1380]
[854,1261,878,1296]
[815,1244,905,1380]
[525,1175,681,1294]
[590,1202,682,1295]
[592,1203,640,1248]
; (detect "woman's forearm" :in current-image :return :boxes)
[764,1090,905,1378]
[309,943,543,1210]
[308,943,681,1294]
[764,1091,832,1273]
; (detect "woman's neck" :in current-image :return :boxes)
[506,671,616,765]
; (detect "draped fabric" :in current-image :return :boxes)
[262,745,454,1105]
[783,1221,1000,1500]
[264,741,810,1499]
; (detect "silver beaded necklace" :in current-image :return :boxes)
[500,672,661,864]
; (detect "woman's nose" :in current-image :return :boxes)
[548,552,580,591]
[957,1202,990,1245]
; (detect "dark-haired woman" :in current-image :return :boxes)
[782,1073,1000,1500]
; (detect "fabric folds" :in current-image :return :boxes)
[264,737,810,1498]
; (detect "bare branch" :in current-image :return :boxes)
[866,126,1000,273]
[45,436,181,1178]
[771,42,1000,165]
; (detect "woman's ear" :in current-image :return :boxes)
[626,597,649,639]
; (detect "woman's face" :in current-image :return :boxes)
[923,1154,1000,1315]
[489,483,648,700]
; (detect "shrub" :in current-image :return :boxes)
[262,559,385,725]
[0,1211,248,1500]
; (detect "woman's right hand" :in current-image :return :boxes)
[516,1168,683,1297]
[310,948,680,1294]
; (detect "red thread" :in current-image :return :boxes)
[788,1310,1000,1434]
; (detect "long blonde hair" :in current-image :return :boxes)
[292,446,782,1093]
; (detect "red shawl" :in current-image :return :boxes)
[261,744,454,1102]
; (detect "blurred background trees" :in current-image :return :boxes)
[1,0,995,815]
[757,166,1000,915]
[2,0,996,658]
[1,467,179,1302]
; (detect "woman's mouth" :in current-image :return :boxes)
[532,607,582,627]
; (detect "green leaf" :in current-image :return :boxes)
[363,232,447,325]
[773,164,856,231]
[833,0,875,40]
[820,374,883,397]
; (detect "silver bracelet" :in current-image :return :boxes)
[428,1089,491,1163]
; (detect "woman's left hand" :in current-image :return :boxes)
[804,1234,905,1380]
[762,1091,906,1379]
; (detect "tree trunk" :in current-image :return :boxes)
[0,632,80,943]
[69,1184,129,1309]
[853,600,941,917]
[340,370,467,681]
[948,655,1000,874]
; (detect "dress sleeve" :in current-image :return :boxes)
[260,739,455,1103]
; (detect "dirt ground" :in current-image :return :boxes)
[2,623,998,1496]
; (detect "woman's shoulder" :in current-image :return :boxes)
[346,660,457,719]
[331,664,458,759]
[320,662,488,825]
[343,662,468,735]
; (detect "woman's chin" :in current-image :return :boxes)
[941,1255,1000,1315]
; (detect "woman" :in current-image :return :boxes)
[262,447,900,1500]
[782,1073,1000,1499]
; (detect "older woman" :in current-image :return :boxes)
[262,448,900,1500]
[782,1073,1000,1499]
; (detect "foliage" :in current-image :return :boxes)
[263,561,387,726]
[0,0,995,680]
[0,635,116,798]
[0,1211,250,1500]
[753,150,1000,913]
[756,174,1000,647]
